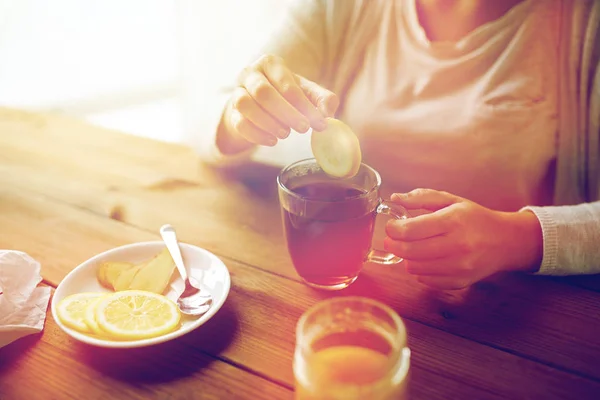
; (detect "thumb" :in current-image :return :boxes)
[391,189,460,211]
[296,75,339,117]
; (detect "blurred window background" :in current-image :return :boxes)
[0,0,290,145]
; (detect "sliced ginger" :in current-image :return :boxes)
[96,248,176,295]
[128,249,176,294]
[97,261,134,289]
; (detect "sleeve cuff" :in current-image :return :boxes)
[519,206,559,275]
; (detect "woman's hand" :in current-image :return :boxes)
[217,54,339,154]
[384,189,543,290]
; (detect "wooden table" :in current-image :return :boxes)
[1,107,599,399]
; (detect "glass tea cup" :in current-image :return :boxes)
[294,296,411,400]
[277,158,408,290]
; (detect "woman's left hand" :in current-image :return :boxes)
[384,189,543,290]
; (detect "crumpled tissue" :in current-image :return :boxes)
[0,250,51,348]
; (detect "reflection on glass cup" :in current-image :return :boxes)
[294,297,411,400]
[277,158,408,290]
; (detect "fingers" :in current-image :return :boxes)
[416,276,471,290]
[384,235,456,261]
[386,210,451,241]
[296,75,339,118]
[231,87,290,139]
[259,59,328,131]
[229,54,341,146]
[401,258,453,276]
[391,189,459,211]
[229,107,278,147]
[241,69,311,134]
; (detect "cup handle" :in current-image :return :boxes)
[366,200,409,265]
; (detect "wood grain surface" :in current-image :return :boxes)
[1,107,599,399]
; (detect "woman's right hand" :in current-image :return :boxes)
[218,54,339,152]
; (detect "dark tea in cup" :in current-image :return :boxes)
[283,182,376,288]
[278,159,408,290]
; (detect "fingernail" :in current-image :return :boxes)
[391,193,405,201]
[298,120,310,133]
[314,119,328,131]
[385,220,396,234]
[267,138,277,146]
[278,129,289,139]
[326,105,337,117]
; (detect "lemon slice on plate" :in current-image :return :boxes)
[56,292,106,333]
[95,290,181,341]
[311,118,362,179]
[83,296,106,335]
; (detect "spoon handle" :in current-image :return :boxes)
[160,224,188,282]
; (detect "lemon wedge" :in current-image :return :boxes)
[56,292,106,333]
[311,118,362,179]
[95,290,180,340]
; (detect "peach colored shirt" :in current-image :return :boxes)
[339,0,559,211]
[198,0,560,212]
[195,0,600,276]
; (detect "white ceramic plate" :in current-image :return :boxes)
[51,241,231,348]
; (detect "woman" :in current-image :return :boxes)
[198,0,600,289]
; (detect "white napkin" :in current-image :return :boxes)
[0,250,51,348]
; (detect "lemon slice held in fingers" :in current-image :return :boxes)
[95,290,180,341]
[311,118,362,179]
